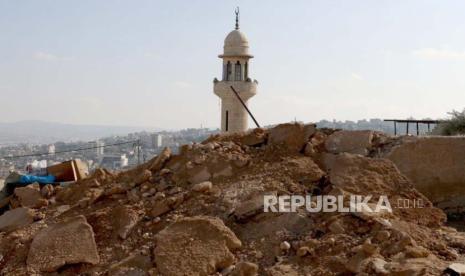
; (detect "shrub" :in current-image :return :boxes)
[435,109,465,136]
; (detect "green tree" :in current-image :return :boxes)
[435,109,465,136]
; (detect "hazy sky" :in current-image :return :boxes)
[1,0,465,129]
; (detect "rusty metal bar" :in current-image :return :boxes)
[230,85,260,128]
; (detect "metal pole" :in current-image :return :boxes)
[230,86,260,128]
[394,121,397,136]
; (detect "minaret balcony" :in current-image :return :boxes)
[213,80,257,100]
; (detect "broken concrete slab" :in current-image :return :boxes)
[0,207,35,232]
[14,183,47,208]
[27,215,99,272]
[233,195,268,222]
[231,261,259,276]
[112,205,140,239]
[240,128,267,147]
[268,123,316,152]
[187,165,212,184]
[148,147,171,172]
[385,136,465,213]
[192,181,213,193]
[325,130,374,156]
[154,216,242,276]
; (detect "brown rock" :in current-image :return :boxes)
[104,183,127,196]
[112,205,140,239]
[154,216,242,276]
[14,184,47,208]
[148,147,171,172]
[212,164,233,178]
[267,264,299,276]
[240,128,267,147]
[346,252,369,273]
[40,184,54,198]
[109,252,152,272]
[367,258,389,274]
[151,200,172,217]
[192,181,213,193]
[297,246,311,257]
[325,130,374,155]
[268,123,316,151]
[188,166,211,184]
[303,142,316,157]
[0,207,35,232]
[233,195,267,222]
[328,219,345,234]
[112,267,147,276]
[134,169,152,186]
[231,262,259,276]
[405,245,430,258]
[27,215,99,272]
[362,239,379,255]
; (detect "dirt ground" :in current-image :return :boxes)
[0,123,464,275]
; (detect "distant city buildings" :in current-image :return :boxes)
[99,154,128,170]
[95,140,105,156]
[0,127,219,177]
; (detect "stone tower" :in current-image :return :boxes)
[214,8,258,133]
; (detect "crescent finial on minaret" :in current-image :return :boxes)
[235,7,240,30]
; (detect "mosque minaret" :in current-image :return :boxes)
[214,8,258,133]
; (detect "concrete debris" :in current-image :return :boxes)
[279,241,291,251]
[0,207,35,232]
[188,165,212,184]
[112,205,140,239]
[148,147,171,172]
[230,261,259,276]
[0,122,463,275]
[192,181,213,193]
[268,122,315,151]
[40,184,54,198]
[13,183,48,208]
[232,194,267,222]
[27,215,99,272]
[154,216,242,276]
[325,130,374,155]
[240,128,267,147]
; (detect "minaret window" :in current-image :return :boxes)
[245,62,248,79]
[226,61,232,81]
[235,61,242,81]
[222,63,227,80]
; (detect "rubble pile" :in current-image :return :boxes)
[0,122,464,275]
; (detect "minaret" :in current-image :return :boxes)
[214,8,258,133]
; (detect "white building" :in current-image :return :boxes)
[152,134,163,148]
[48,144,55,154]
[95,140,104,156]
[213,8,258,133]
[99,154,128,170]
